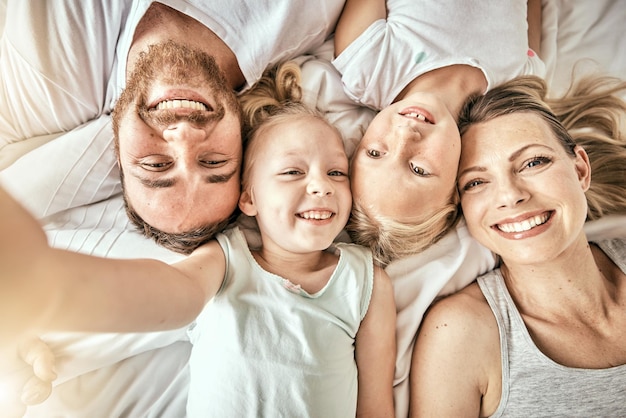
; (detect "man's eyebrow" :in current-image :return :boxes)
[137,177,177,188]
[134,167,238,189]
[207,167,238,184]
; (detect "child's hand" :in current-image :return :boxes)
[0,336,57,417]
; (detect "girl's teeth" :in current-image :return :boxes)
[300,211,332,220]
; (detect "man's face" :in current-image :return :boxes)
[113,41,243,234]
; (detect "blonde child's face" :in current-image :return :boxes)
[350,92,461,222]
[239,116,352,254]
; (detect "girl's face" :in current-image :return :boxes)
[350,92,461,222]
[239,116,352,254]
[458,112,591,265]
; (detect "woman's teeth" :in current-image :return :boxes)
[497,213,549,233]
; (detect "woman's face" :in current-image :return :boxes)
[350,92,461,222]
[458,112,591,265]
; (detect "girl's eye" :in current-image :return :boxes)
[328,170,348,177]
[410,162,430,177]
[283,170,303,175]
[523,155,552,170]
[366,149,382,158]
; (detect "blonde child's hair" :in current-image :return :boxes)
[458,74,626,221]
[347,196,460,267]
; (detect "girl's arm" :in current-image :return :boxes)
[354,265,396,417]
[334,0,386,56]
[0,186,222,335]
[409,286,499,417]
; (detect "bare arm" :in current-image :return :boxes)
[334,0,386,56]
[355,265,396,417]
[527,0,542,57]
[409,285,500,417]
[0,186,223,335]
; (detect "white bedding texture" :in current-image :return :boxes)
[1,1,625,417]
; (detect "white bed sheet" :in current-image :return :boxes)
[1,1,625,417]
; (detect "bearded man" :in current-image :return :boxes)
[0,0,344,251]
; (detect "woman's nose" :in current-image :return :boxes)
[496,176,530,209]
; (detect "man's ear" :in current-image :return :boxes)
[573,145,591,191]
[239,189,257,216]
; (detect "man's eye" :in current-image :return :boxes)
[141,161,172,170]
[200,160,226,167]
[366,149,382,158]
[410,162,430,176]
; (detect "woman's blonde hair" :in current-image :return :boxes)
[458,74,626,221]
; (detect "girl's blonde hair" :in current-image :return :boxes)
[238,61,343,192]
[458,74,626,221]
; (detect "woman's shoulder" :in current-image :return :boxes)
[420,281,496,344]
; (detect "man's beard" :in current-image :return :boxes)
[112,39,241,148]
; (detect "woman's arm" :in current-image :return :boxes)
[409,285,500,417]
[354,265,396,417]
[334,0,386,56]
[0,186,219,335]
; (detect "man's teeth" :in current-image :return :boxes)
[497,214,549,233]
[156,99,207,111]
[299,211,333,220]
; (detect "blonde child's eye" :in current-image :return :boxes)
[328,170,347,177]
[366,149,382,158]
[410,162,430,177]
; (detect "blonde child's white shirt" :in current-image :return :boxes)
[187,226,374,417]
[332,0,546,110]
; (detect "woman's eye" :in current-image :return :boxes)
[461,179,484,191]
[366,149,382,158]
[523,156,552,170]
[410,162,430,176]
